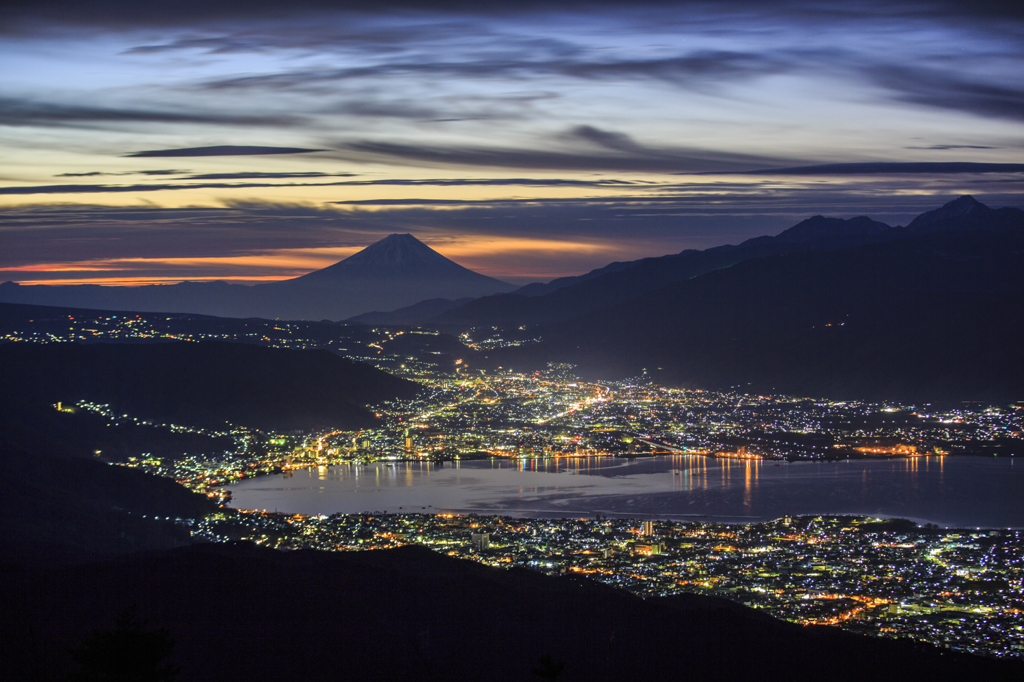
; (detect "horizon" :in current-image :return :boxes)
[1,193,1014,289]
[2,1,1023,288]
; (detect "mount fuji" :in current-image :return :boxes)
[255,234,515,319]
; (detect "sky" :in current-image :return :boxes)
[2,0,1023,287]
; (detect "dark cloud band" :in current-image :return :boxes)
[126,145,326,157]
[0,98,301,129]
[0,177,638,196]
[733,162,1024,175]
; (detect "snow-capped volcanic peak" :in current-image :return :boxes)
[339,234,455,270]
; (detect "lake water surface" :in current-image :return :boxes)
[227,455,1024,528]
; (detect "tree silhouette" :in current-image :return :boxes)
[69,608,178,682]
[530,653,566,680]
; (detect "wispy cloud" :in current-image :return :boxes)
[330,128,797,173]
[183,171,354,180]
[730,162,1024,175]
[193,48,806,95]
[317,177,639,187]
[0,98,303,129]
[868,65,1024,123]
[0,175,638,196]
[905,145,998,150]
[9,1,1023,38]
[126,145,325,157]
[54,170,190,177]
[0,181,338,195]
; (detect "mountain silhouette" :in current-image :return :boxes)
[769,215,893,245]
[431,196,1024,329]
[0,234,514,321]
[296,233,482,279]
[260,233,514,319]
[906,194,1024,233]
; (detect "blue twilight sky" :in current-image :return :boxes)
[1,0,1023,286]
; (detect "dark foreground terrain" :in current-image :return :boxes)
[0,341,419,432]
[2,543,1021,682]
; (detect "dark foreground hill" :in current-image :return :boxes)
[502,228,1024,402]
[0,395,216,560]
[0,341,419,431]
[1,542,1019,682]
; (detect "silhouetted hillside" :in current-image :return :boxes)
[0,341,419,431]
[510,229,1024,402]
[434,241,805,328]
[348,297,473,325]
[0,396,215,560]
[1,542,1019,682]
[0,301,423,355]
[513,258,643,297]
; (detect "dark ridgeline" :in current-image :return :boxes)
[348,296,475,325]
[0,233,515,321]
[432,195,1022,329]
[2,542,1021,682]
[429,214,900,329]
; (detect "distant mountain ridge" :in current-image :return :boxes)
[430,196,1024,329]
[906,194,1024,233]
[348,297,474,325]
[0,234,514,321]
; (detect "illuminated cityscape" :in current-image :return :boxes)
[11,309,1020,661]
[190,510,1024,660]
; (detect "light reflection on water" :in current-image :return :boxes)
[227,455,1023,528]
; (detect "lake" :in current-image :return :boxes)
[227,455,1024,528]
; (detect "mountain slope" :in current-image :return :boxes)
[433,214,897,328]
[0,395,215,560]
[347,297,474,325]
[907,194,1024,234]
[514,228,1024,402]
